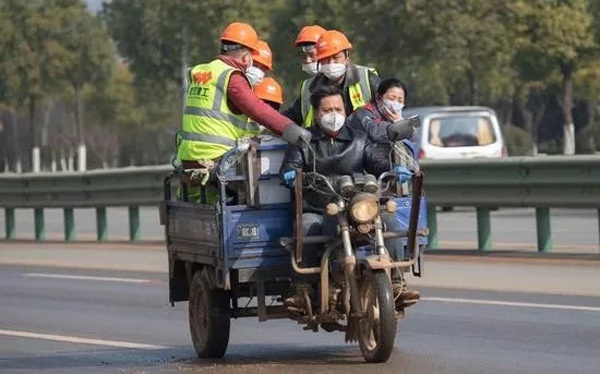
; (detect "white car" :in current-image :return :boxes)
[403,106,507,159]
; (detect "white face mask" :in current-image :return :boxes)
[246,66,265,86]
[301,62,318,76]
[319,112,346,133]
[383,99,404,114]
[319,63,347,80]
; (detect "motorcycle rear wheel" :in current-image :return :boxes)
[189,269,231,358]
[357,269,396,363]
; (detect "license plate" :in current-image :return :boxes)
[236,224,259,239]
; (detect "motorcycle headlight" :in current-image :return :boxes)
[349,193,379,223]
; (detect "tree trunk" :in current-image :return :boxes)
[74,84,84,145]
[29,95,41,172]
[29,95,36,148]
[512,84,533,130]
[529,89,546,156]
[467,68,479,106]
[0,112,7,170]
[74,84,87,171]
[560,60,575,155]
[512,85,537,154]
[10,109,20,172]
[584,100,596,153]
[40,102,51,171]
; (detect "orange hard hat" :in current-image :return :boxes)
[252,40,273,70]
[295,25,327,46]
[316,30,352,61]
[220,22,258,51]
[254,77,283,105]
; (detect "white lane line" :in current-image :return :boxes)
[0,329,168,350]
[23,273,152,284]
[422,297,600,312]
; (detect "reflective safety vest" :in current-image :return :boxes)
[300,65,377,127]
[177,59,260,161]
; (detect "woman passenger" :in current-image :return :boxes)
[347,78,413,144]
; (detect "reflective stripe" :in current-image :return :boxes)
[184,106,253,131]
[300,77,314,121]
[356,66,371,105]
[349,66,373,110]
[179,131,237,147]
[300,77,316,127]
[212,68,234,111]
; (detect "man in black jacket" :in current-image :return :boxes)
[279,85,420,311]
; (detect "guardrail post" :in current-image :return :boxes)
[64,208,75,242]
[476,208,492,251]
[96,207,107,242]
[129,206,140,242]
[535,207,552,252]
[34,208,45,242]
[5,208,15,240]
[427,205,438,249]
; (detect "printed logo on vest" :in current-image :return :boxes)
[193,71,212,85]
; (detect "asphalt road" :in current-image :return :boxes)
[1,207,599,253]
[1,258,599,373]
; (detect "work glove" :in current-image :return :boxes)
[282,170,296,189]
[387,116,420,142]
[393,165,413,183]
[281,124,312,146]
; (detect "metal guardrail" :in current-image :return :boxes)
[0,165,171,241]
[421,156,600,252]
[1,156,599,251]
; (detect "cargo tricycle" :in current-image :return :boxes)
[160,135,428,363]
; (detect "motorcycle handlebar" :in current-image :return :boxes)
[302,171,340,198]
[378,171,401,184]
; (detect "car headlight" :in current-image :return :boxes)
[349,193,379,223]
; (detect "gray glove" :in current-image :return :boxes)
[281,124,312,146]
[387,115,420,142]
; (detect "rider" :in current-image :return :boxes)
[279,85,420,310]
[176,22,310,202]
[283,30,381,127]
[294,25,327,76]
[246,39,273,86]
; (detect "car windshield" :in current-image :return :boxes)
[427,115,496,147]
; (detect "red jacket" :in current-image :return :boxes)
[347,101,391,143]
[218,56,291,135]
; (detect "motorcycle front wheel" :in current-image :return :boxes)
[357,269,396,363]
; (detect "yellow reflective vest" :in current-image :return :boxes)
[300,65,377,127]
[177,59,260,161]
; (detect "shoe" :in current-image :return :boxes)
[393,283,420,309]
[399,290,420,305]
[284,283,313,315]
[284,295,302,308]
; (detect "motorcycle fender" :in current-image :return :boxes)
[360,254,394,270]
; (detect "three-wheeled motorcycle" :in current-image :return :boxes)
[159,134,428,363]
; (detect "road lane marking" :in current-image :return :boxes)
[0,329,168,349]
[23,273,152,284]
[423,297,600,312]
[438,240,599,251]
